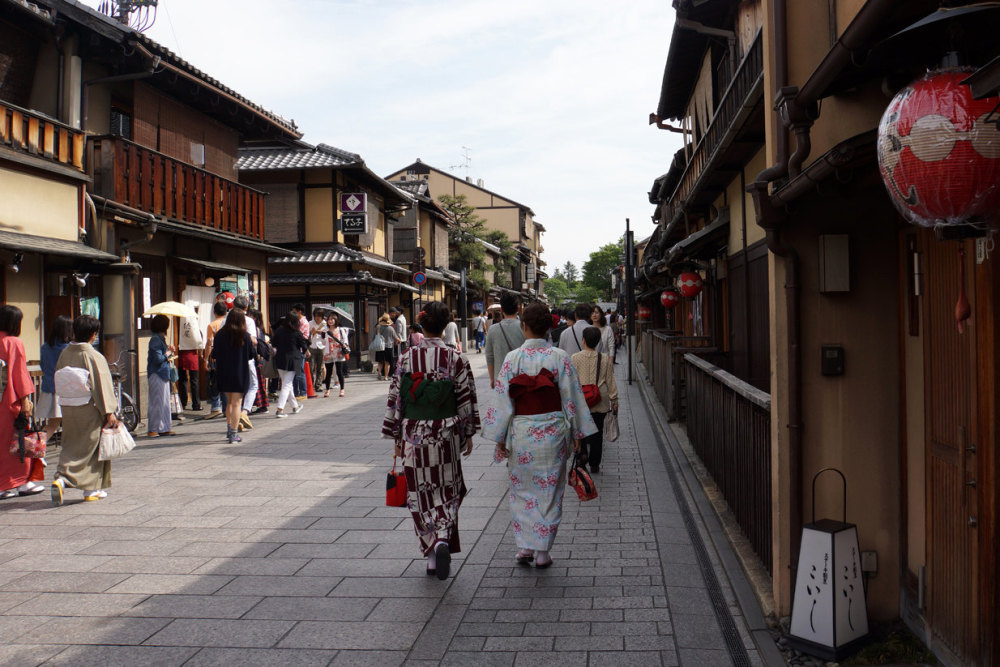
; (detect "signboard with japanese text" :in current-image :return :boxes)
[341,213,368,235]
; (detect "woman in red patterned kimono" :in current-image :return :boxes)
[0,305,46,499]
[382,302,480,580]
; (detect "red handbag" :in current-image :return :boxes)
[581,352,602,408]
[568,455,598,502]
[385,456,408,507]
[9,414,46,461]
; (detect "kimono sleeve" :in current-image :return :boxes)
[453,354,481,438]
[89,350,118,416]
[481,352,516,444]
[381,352,405,440]
[558,353,598,440]
[6,337,34,402]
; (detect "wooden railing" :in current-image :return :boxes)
[0,102,85,172]
[644,330,717,421]
[684,353,772,575]
[90,136,265,239]
[666,29,763,220]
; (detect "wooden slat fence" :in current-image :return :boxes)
[0,102,85,171]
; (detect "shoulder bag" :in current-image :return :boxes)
[568,453,598,501]
[368,331,386,353]
[603,409,620,442]
[581,352,602,408]
[9,413,46,461]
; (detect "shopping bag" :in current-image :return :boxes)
[386,455,408,507]
[568,454,598,502]
[603,411,619,442]
[98,422,137,461]
[9,414,46,461]
[170,386,183,414]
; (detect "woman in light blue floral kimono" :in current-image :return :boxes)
[482,303,597,568]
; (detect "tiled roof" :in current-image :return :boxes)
[390,180,429,198]
[269,244,409,275]
[269,271,419,293]
[0,230,118,262]
[238,143,361,171]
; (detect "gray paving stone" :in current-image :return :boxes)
[43,644,198,666]
[587,650,665,666]
[145,618,295,648]
[185,647,339,666]
[482,636,554,651]
[440,652,514,667]
[246,596,377,621]
[513,651,587,666]
[19,616,170,645]
[0,643,65,667]
[216,575,342,597]
[122,594,263,619]
[92,556,212,574]
[454,621,524,637]
[364,597,440,623]
[554,635,624,652]
[328,577,446,598]
[191,556,308,576]
[591,620,658,636]
[676,648,734,666]
[0,572,129,593]
[492,609,560,623]
[625,634,680,651]
[4,592,146,616]
[270,543,376,559]
[2,554,114,572]
[331,649,407,666]
[664,586,715,616]
[107,574,233,595]
[296,558,411,577]
[278,621,424,650]
[671,612,727,650]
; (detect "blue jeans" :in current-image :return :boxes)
[293,357,306,396]
[475,331,485,350]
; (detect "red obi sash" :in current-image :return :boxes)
[510,368,562,415]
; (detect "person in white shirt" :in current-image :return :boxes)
[442,315,460,351]
[471,309,488,353]
[309,308,329,393]
[559,303,604,356]
[390,307,407,356]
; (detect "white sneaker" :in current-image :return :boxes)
[275,411,288,419]
[292,405,304,414]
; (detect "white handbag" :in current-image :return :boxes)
[98,423,136,461]
[603,411,620,442]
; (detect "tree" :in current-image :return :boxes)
[582,240,624,301]
[482,229,517,289]
[573,284,601,305]
[439,194,489,296]
[562,261,578,284]
[551,267,565,281]
[543,275,572,307]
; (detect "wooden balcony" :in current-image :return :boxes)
[666,30,764,220]
[90,136,265,239]
[0,102,85,172]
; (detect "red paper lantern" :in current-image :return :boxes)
[660,290,680,308]
[219,291,236,309]
[677,272,703,298]
[638,305,652,320]
[877,69,1000,227]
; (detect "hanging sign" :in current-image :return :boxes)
[341,213,368,235]
[340,192,367,214]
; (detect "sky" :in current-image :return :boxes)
[84,0,681,275]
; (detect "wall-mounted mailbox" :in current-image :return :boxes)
[819,234,850,293]
[821,345,844,376]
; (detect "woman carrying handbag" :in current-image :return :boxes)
[570,326,618,474]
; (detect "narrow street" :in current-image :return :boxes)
[0,352,776,666]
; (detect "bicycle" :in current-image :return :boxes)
[108,349,139,434]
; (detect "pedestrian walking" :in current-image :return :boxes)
[210,309,254,443]
[442,314,460,351]
[408,323,424,348]
[390,307,407,357]
[203,302,228,419]
[248,309,270,415]
[176,314,204,412]
[483,303,598,568]
[0,305,46,499]
[472,309,487,353]
[376,314,400,381]
[309,308,328,393]
[571,326,618,474]
[382,302,480,579]
[291,304,311,400]
[38,315,72,441]
[559,303,604,356]
[485,293,525,389]
[232,296,258,432]
[590,306,616,364]
[272,314,308,418]
[50,315,118,505]
[323,312,349,398]
[146,314,175,437]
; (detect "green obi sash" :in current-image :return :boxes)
[400,371,458,420]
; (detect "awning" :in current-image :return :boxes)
[0,230,118,262]
[174,257,249,275]
[269,271,419,293]
[665,212,729,263]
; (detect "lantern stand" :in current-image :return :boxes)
[787,468,870,661]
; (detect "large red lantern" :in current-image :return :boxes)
[676,272,703,298]
[877,69,1000,227]
[660,290,680,308]
[638,305,652,320]
[218,291,235,310]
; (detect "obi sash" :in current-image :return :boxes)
[400,371,458,420]
[510,368,562,416]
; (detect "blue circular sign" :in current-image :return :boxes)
[413,272,427,285]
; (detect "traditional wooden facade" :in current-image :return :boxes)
[642,1,1000,664]
[238,141,414,363]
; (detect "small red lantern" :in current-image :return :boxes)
[638,305,652,320]
[677,272,703,298]
[219,291,236,309]
[660,290,680,308]
[877,69,1000,227]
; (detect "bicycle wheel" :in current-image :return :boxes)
[119,392,139,433]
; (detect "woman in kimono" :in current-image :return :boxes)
[482,303,597,568]
[382,301,480,580]
[51,315,118,505]
[0,305,46,499]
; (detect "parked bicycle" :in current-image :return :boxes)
[108,349,139,433]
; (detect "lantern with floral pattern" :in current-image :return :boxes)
[660,290,680,308]
[676,272,703,298]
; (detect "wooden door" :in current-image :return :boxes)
[923,234,979,664]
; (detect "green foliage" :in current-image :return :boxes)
[439,194,489,294]
[482,229,516,289]
[573,284,601,304]
[581,240,623,302]
[562,261,578,283]
[544,276,572,306]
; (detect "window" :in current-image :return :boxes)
[110,104,132,139]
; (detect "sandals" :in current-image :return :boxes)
[324,390,331,398]
[0,489,17,500]
[339,390,345,397]
[434,541,451,580]
[18,482,45,496]
[515,549,535,565]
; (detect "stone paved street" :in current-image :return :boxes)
[0,352,776,666]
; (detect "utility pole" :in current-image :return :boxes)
[459,266,468,351]
[625,218,634,385]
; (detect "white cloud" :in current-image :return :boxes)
[82,0,681,271]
